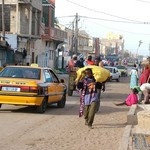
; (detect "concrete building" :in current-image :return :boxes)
[41,0,67,68]
[65,29,93,57]
[0,0,42,65]
[78,30,93,56]
[100,32,124,57]
[0,0,67,68]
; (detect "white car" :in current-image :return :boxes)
[105,66,121,82]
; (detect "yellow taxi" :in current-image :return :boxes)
[0,65,67,113]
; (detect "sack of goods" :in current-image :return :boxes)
[76,66,110,83]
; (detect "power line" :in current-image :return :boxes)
[80,15,150,24]
[136,0,150,3]
[84,19,150,35]
[65,0,145,23]
[57,14,150,25]
[57,15,75,18]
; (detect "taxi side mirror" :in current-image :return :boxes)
[60,79,65,83]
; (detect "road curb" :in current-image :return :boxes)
[119,125,132,150]
[127,104,138,125]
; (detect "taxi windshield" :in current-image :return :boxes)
[0,67,41,80]
[116,66,126,69]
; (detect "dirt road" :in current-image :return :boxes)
[0,77,130,150]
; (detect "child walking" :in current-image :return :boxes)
[77,68,99,129]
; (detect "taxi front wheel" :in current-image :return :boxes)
[0,104,1,108]
[57,94,66,108]
[36,98,47,113]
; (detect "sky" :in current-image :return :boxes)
[55,0,150,56]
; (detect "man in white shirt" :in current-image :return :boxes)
[140,83,150,104]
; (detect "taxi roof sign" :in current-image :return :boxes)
[31,64,38,67]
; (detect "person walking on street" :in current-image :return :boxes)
[130,67,138,89]
[94,57,105,112]
[67,54,78,72]
[75,56,84,68]
[84,55,95,66]
[77,68,99,129]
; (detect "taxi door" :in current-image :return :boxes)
[43,69,57,102]
[49,70,64,102]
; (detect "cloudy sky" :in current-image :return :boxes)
[55,0,150,56]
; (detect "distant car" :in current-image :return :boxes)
[116,65,128,76]
[0,66,67,113]
[104,66,121,82]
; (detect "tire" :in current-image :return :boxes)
[57,94,66,108]
[109,76,112,82]
[68,89,73,96]
[0,104,1,108]
[116,77,120,82]
[36,98,47,113]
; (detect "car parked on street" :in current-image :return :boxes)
[116,65,128,77]
[104,66,121,82]
[0,65,66,113]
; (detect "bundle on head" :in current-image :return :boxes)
[142,60,149,68]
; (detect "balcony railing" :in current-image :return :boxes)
[41,26,67,43]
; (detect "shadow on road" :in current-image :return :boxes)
[102,92,129,102]
[98,105,129,115]
[93,122,127,129]
[0,102,129,116]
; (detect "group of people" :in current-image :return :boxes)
[116,58,150,106]
[67,54,150,129]
[67,54,104,72]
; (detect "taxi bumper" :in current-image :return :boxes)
[0,93,44,106]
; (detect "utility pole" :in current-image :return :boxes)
[136,40,142,58]
[70,20,74,57]
[74,13,79,55]
[2,0,5,40]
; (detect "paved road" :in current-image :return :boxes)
[0,77,130,150]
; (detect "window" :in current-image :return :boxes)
[0,67,41,80]
[43,6,49,26]
[43,69,53,83]
[51,9,55,28]
[49,70,59,83]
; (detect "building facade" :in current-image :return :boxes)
[100,32,124,57]
[0,0,42,65]
[40,0,67,68]
[0,0,67,68]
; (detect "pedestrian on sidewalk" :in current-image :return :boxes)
[115,88,139,106]
[130,67,139,89]
[77,68,99,129]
